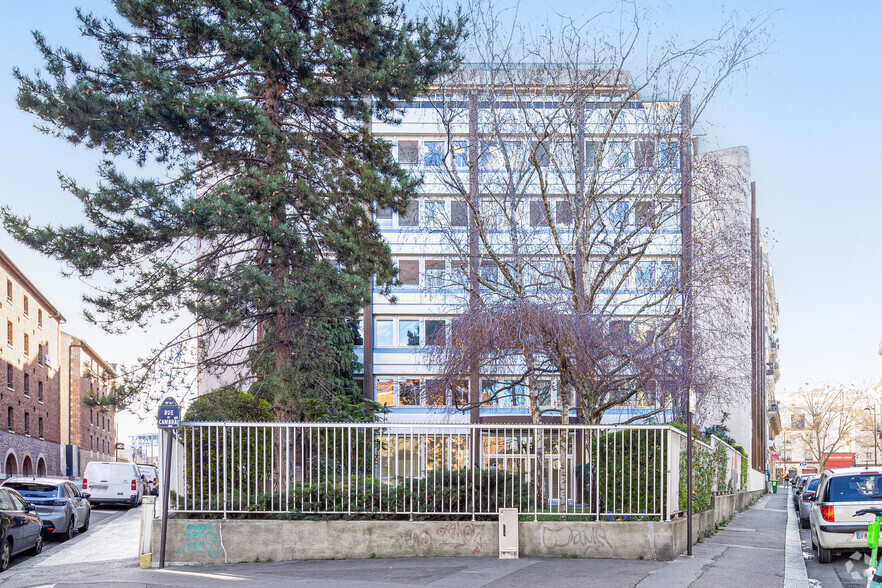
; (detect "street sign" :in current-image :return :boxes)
[800,461,806,467]
[770,452,780,461]
[157,397,180,429]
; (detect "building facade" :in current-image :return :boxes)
[60,333,117,476]
[0,248,65,477]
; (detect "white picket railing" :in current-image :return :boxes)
[160,422,744,521]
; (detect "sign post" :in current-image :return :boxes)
[157,397,180,569]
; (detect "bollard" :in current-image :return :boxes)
[139,496,156,568]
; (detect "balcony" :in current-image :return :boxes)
[768,403,782,437]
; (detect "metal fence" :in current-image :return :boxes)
[161,422,744,521]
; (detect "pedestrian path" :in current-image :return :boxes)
[34,506,141,567]
[637,488,803,587]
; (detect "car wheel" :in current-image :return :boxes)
[818,545,832,564]
[31,533,43,555]
[80,510,90,532]
[0,538,10,572]
[62,517,75,542]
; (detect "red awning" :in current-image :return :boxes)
[824,454,854,469]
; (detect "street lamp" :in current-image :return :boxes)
[866,405,878,467]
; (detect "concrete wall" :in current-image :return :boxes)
[152,490,765,565]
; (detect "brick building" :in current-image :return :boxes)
[0,248,65,477]
[60,333,117,476]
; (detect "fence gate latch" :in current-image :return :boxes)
[498,508,519,559]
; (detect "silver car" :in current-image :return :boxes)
[798,475,820,528]
[2,478,91,540]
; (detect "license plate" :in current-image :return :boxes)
[90,485,107,491]
[856,531,868,540]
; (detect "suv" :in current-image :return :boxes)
[809,467,882,563]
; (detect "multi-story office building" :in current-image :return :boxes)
[0,248,65,477]
[60,333,117,476]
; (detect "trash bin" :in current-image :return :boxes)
[771,480,778,493]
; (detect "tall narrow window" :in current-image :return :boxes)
[23,333,28,357]
[7,407,12,431]
[6,364,11,390]
[37,309,42,328]
[23,374,29,396]
[5,280,11,302]
[6,321,11,347]
[22,296,28,316]
[37,344,43,367]
[38,417,43,439]
[90,409,93,425]
[23,412,29,436]
[37,381,43,403]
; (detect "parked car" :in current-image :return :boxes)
[793,475,813,509]
[138,465,159,496]
[809,466,882,563]
[82,462,143,507]
[2,478,91,540]
[798,475,820,529]
[0,487,43,571]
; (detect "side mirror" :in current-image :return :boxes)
[81,492,91,499]
[26,502,36,513]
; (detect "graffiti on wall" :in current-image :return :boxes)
[397,522,486,555]
[538,525,612,551]
[176,522,223,561]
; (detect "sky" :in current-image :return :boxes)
[1,0,880,438]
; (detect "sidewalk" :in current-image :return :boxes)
[0,491,807,587]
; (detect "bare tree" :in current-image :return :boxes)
[793,386,861,470]
[418,1,767,427]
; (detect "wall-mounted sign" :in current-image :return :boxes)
[157,397,180,429]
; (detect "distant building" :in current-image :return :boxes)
[60,333,118,476]
[0,248,65,478]
[128,433,159,466]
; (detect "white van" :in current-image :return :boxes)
[82,462,143,507]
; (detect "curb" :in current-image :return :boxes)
[783,489,809,587]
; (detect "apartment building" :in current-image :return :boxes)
[60,333,117,476]
[362,67,689,425]
[0,248,65,477]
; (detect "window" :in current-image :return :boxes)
[38,417,43,439]
[6,364,11,390]
[585,141,601,168]
[535,381,553,407]
[634,141,654,168]
[479,262,498,288]
[375,377,394,405]
[37,381,43,403]
[426,379,445,406]
[349,320,364,347]
[37,344,43,367]
[501,382,527,407]
[399,378,420,405]
[481,380,503,405]
[374,319,394,347]
[23,412,29,436]
[7,407,12,431]
[398,260,420,285]
[23,333,28,357]
[90,409,93,425]
[90,436,93,451]
[608,201,629,228]
[452,381,469,406]
[660,260,679,291]
[397,140,419,165]
[635,201,654,227]
[6,321,11,347]
[425,260,446,288]
[399,201,419,227]
[658,141,679,168]
[453,141,468,168]
[37,309,42,328]
[23,374,29,397]
[532,142,551,167]
[399,320,420,347]
[22,295,28,316]
[5,280,10,302]
[425,200,445,226]
[376,206,393,227]
[424,141,445,168]
[450,201,469,227]
[426,320,446,346]
[609,142,629,168]
[529,200,550,227]
[555,201,573,225]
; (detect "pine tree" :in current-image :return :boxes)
[5,0,464,417]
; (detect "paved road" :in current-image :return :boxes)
[2,504,134,574]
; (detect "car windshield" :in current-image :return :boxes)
[139,468,154,477]
[806,479,819,491]
[4,483,59,497]
[826,474,882,501]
